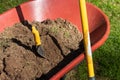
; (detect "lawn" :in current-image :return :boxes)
[77,0,120,80]
[0,0,119,80]
[0,0,28,13]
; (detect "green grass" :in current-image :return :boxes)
[0,0,120,80]
[77,0,120,80]
[0,0,28,13]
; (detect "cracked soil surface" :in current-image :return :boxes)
[0,18,83,80]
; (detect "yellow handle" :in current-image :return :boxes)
[32,25,41,46]
[79,0,95,79]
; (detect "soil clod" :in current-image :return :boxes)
[0,18,83,80]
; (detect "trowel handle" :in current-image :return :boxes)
[32,25,41,46]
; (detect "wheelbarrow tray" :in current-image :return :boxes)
[0,0,110,80]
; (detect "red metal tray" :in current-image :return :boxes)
[0,0,110,80]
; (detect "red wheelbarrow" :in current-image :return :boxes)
[0,0,110,80]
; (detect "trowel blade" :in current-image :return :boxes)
[36,45,44,57]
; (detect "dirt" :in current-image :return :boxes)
[0,18,83,80]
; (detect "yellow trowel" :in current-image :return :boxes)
[23,20,44,57]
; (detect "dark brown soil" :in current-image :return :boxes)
[0,18,83,80]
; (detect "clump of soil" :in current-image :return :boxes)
[0,18,83,80]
